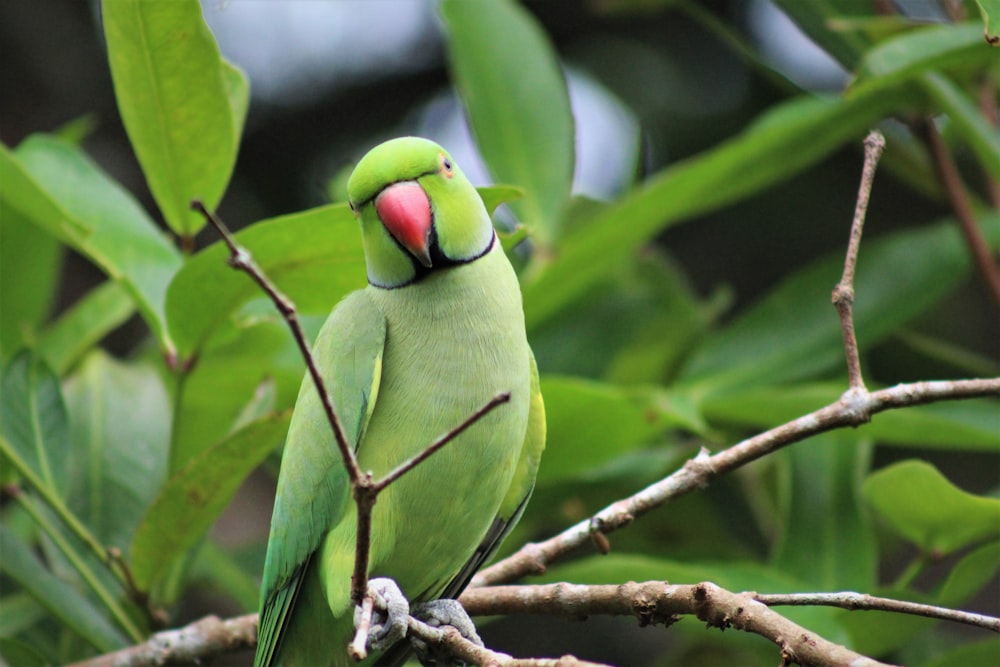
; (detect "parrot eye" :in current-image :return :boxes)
[440,154,454,178]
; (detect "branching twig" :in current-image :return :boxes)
[68,578,1000,667]
[753,592,1000,632]
[473,376,1000,587]
[831,130,885,391]
[190,200,362,484]
[463,582,901,667]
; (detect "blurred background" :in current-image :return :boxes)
[2,1,996,664]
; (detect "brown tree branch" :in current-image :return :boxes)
[462,582,902,667]
[66,614,258,667]
[85,576,1000,666]
[473,377,1000,588]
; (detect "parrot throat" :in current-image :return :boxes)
[380,230,497,289]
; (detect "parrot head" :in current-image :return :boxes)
[347,137,495,288]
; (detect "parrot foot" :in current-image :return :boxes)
[410,599,483,666]
[356,577,410,651]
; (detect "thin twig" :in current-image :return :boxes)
[349,593,376,660]
[65,614,258,667]
[351,393,512,605]
[914,120,1000,311]
[190,200,363,483]
[472,376,1000,587]
[831,130,885,391]
[375,392,511,491]
[754,592,1000,632]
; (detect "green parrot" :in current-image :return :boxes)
[254,137,545,666]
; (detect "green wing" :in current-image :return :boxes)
[441,347,546,598]
[255,290,386,667]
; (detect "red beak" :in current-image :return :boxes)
[375,181,433,268]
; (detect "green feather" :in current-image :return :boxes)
[255,137,544,666]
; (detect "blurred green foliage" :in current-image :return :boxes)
[1,1,998,665]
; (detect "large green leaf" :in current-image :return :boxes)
[919,639,1000,667]
[520,90,903,330]
[537,376,671,484]
[13,135,182,353]
[863,460,1000,554]
[170,318,318,469]
[442,0,574,243]
[166,203,364,357]
[130,414,290,596]
[678,215,1000,392]
[62,351,170,555]
[0,352,68,493]
[37,282,135,376]
[701,384,1000,451]
[0,142,89,246]
[976,0,1000,43]
[0,201,62,362]
[102,0,248,236]
[849,23,989,95]
[771,433,876,591]
[0,525,127,653]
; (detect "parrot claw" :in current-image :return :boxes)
[357,577,410,650]
[410,598,483,666]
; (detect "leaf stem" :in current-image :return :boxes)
[10,488,144,642]
[0,435,121,584]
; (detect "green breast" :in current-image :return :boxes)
[360,242,530,601]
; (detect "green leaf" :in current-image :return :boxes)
[37,282,135,376]
[13,135,182,353]
[130,414,289,596]
[102,0,247,236]
[0,201,62,361]
[537,376,670,484]
[0,637,49,667]
[0,352,68,493]
[863,460,1000,554]
[442,0,574,242]
[849,23,989,95]
[188,539,262,613]
[975,0,1000,44]
[0,524,127,652]
[166,203,363,357]
[771,433,876,591]
[919,637,1000,667]
[935,540,1000,606]
[0,593,46,638]
[678,215,1000,392]
[62,351,170,555]
[919,72,1000,183]
[701,384,1000,451]
[0,142,89,246]
[530,250,711,386]
[520,90,903,330]
[170,319,315,469]
[477,184,523,217]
